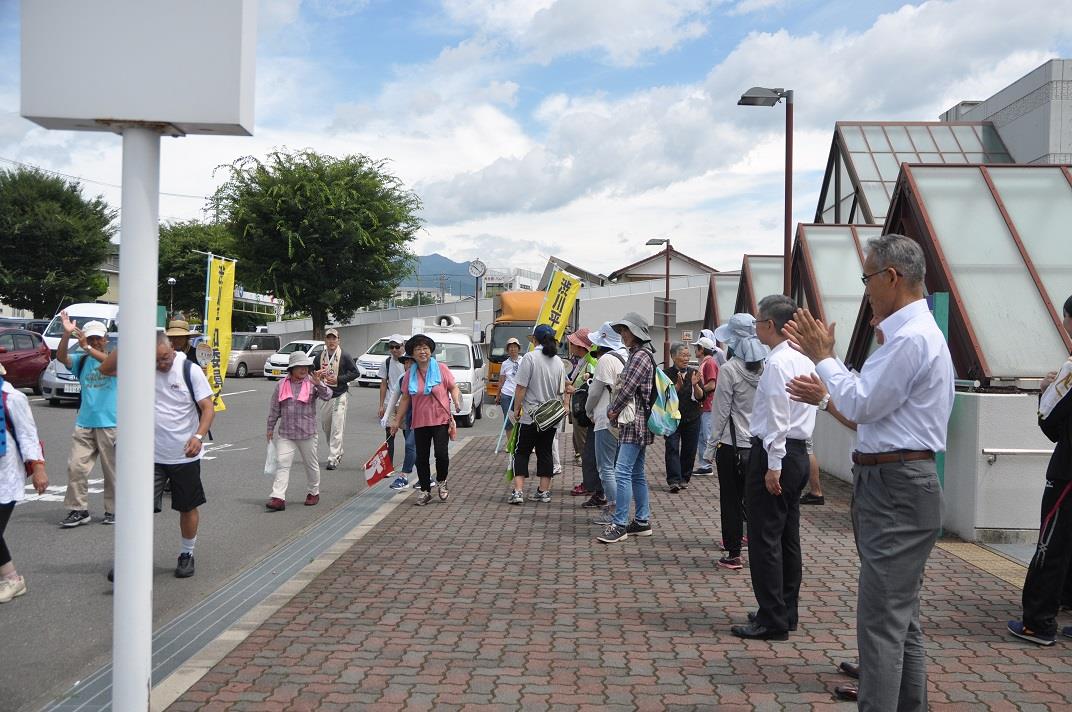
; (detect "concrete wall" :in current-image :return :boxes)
[813,391,1054,544]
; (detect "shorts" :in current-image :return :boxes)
[805,438,814,455]
[154,461,206,513]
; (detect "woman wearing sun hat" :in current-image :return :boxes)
[389,334,462,505]
[710,313,769,570]
[265,351,333,511]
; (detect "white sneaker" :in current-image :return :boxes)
[508,490,524,505]
[0,576,27,603]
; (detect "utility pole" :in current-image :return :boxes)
[440,274,446,304]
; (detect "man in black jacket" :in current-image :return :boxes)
[313,328,358,470]
[1009,295,1072,646]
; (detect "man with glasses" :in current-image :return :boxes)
[378,335,410,482]
[785,234,954,711]
[313,328,358,470]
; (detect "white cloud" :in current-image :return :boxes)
[442,0,717,66]
[728,0,785,16]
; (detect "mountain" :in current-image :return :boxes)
[397,253,477,297]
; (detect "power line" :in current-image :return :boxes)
[0,155,211,200]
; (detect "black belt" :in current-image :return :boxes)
[750,436,806,447]
[852,450,934,466]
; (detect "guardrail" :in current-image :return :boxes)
[982,448,1054,465]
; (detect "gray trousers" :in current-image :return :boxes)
[852,460,942,712]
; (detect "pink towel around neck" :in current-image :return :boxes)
[279,376,312,403]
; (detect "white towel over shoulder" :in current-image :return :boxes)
[1039,357,1072,420]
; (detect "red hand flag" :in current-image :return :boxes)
[363,441,394,487]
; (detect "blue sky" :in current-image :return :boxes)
[2,0,1071,275]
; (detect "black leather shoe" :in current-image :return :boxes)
[731,623,788,641]
[834,684,858,701]
[838,661,860,679]
[800,492,825,505]
[747,611,797,631]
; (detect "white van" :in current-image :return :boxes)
[356,337,392,387]
[42,303,120,355]
[263,339,325,379]
[428,328,486,428]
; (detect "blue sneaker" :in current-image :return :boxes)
[1062,626,1072,640]
[389,475,410,491]
[1007,620,1055,646]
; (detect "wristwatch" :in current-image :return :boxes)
[193,433,204,441]
[817,395,830,411]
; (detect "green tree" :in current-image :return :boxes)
[212,149,421,336]
[158,220,243,320]
[0,167,115,317]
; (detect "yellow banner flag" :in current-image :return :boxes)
[535,268,581,341]
[203,256,235,412]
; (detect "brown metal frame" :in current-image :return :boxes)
[979,166,1072,352]
[736,255,782,315]
[703,271,740,329]
[791,226,827,322]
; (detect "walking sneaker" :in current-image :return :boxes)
[389,475,411,491]
[437,482,449,502]
[625,520,653,537]
[1007,620,1055,646]
[415,491,433,506]
[531,489,551,503]
[597,524,629,544]
[325,462,337,471]
[717,555,744,570]
[0,576,27,603]
[60,510,91,528]
[1062,626,1072,639]
[304,494,320,506]
[668,484,681,493]
[101,512,116,525]
[429,480,439,489]
[553,467,563,476]
[508,490,525,505]
[570,484,589,496]
[581,494,606,508]
[265,497,286,511]
[800,492,825,505]
[692,466,713,476]
[591,511,615,526]
[680,482,689,490]
[175,553,195,578]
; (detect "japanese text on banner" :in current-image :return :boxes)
[204,257,235,412]
[535,269,581,342]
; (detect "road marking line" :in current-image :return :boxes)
[220,389,257,398]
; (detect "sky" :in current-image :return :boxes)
[2,0,1071,276]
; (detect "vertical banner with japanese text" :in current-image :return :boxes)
[535,268,581,343]
[203,255,235,412]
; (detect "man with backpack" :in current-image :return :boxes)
[56,312,117,527]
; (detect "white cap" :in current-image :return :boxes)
[82,320,108,339]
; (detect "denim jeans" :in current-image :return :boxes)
[401,427,416,474]
[613,442,650,527]
[593,428,619,507]
[499,394,514,432]
[695,411,714,469]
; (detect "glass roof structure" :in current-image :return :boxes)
[703,271,740,329]
[846,164,1072,382]
[791,225,882,361]
[815,122,1014,225]
[734,256,784,316]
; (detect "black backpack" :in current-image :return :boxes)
[571,352,626,427]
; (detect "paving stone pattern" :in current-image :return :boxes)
[169,435,1072,711]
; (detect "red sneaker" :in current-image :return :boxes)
[265,497,285,511]
[304,494,320,506]
[570,484,590,496]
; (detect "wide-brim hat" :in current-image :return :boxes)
[589,321,623,350]
[734,335,770,363]
[405,333,436,355]
[165,319,193,337]
[714,313,757,347]
[567,327,592,349]
[611,312,652,343]
[82,320,108,339]
[287,351,315,369]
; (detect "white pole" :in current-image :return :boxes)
[112,125,161,711]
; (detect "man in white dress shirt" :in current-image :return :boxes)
[785,234,954,712]
[731,294,817,641]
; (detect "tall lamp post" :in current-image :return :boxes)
[167,276,176,316]
[738,86,794,296]
[646,237,671,366]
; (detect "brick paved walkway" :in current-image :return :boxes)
[168,434,1072,711]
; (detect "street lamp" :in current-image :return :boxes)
[167,276,176,316]
[738,86,794,295]
[646,237,671,366]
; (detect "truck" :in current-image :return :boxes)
[485,290,545,398]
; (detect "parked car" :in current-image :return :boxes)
[263,339,325,379]
[356,337,393,387]
[39,335,118,405]
[42,303,120,355]
[227,332,281,378]
[0,317,49,333]
[429,329,486,428]
[0,327,50,393]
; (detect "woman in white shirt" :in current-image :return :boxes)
[0,363,50,603]
[495,338,522,431]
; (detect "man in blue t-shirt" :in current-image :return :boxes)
[56,311,118,528]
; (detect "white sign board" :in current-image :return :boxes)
[682,330,694,342]
[21,0,256,135]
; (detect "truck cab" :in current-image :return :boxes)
[486,290,545,398]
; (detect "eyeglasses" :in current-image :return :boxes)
[860,267,901,285]
[755,318,774,328]
[389,343,403,349]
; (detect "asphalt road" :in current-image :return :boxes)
[1,376,503,712]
